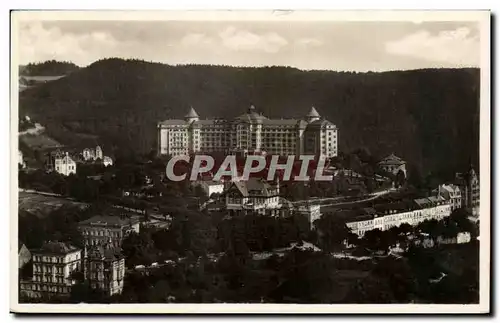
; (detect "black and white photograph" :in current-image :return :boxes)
[10,10,490,314]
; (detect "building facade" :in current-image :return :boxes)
[437,184,462,211]
[456,165,480,216]
[20,242,81,299]
[54,152,77,176]
[225,178,281,215]
[103,156,113,167]
[345,196,451,237]
[78,215,140,248]
[158,106,338,158]
[378,153,407,177]
[84,245,125,296]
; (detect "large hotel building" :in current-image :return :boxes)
[157,106,338,158]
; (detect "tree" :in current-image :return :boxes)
[416,219,441,242]
[360,229,390,253]
[314,214,352,251]
[395,169,406,188]
[449,208,474,233]
[398,223,414,236]
[121,231,156,268]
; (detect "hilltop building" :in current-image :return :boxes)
[20,242,81,299]
[54,152,77,176]
[84,245,125,296]
[158,106,338,158]
[83,146,103,161]
[82,145,112,166]
[78,215,140,248]
[103,156,113,167]
[378,153,407,177]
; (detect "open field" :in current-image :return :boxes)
[18,191,87,218]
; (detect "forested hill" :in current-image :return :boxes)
[18,58,480,180]
[19,60,80,76]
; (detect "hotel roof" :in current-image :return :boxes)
[79,215,139,227]
[185,107,199,118]
[158,106,336,128]
[307,106,320,117]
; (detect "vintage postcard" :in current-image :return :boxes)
[10,10,490,314]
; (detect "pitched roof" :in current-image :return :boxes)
[379,153,405,165]
[158,119,188,126]
[229,178,275,197]
[18,241,27,252]
[87,245,124,261]
[308,119,335,127]
[261,119,301,126]
[185,107,199,118]
[307,106,320,117]
[79,215,139,227]
[35,241,80,255]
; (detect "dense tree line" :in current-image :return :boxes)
[49,242,478,304]
[19,58,479,182]
[20,60,80,76]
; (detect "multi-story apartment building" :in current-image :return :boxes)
[20,242,81,299]
[158,106,338,158]
[84,245,125,296]
[78,215,140,248]
[437,184,462,211]
[344,196,451,237]
[54,152,77,176]
[456,165,480,216]
[225,178,281,215]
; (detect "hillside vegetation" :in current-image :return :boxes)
[19,60,80,76]
[18,58,480,181]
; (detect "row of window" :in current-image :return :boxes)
[33,255,79,263]
[33,275,68,284]
[26,284,71,293]
[82,229,122,237]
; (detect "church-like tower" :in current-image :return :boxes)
[185,107,199,123]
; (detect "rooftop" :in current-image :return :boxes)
[87,245,124,261]
[79,215,139,227]
[35,241,80,255]
[307,106,320,117]
[185,107,199,118]
[229,178,276,197]
[379,153,405,166]
[158,106,336,128]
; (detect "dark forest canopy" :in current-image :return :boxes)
[18,58,480,181]
[19,60,80,76]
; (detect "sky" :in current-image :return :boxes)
[16,19,481,72]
